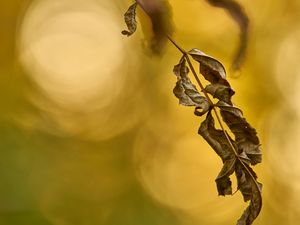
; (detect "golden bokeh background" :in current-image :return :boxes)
[0,0,300,224]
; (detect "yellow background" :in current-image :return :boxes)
[0,0,299,224]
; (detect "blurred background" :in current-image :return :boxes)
[0,0,300,224]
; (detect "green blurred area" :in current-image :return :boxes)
[1,0,300,225]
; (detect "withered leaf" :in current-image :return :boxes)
[199,112,236,195]
[173,57,210,116]
[136,0,173,53]
[216,157,236,196]
[237,190,262,225]
[199,113,262,222]
[216,101,262,165]
[188,48,229,86]
[199,112,234,161]
[235,162,255,202]
[122,2,138,36]
[236,162,262,225]
[205,0,249,70]
[205,83,235,105]
[189,49,235,105]
[238,151,251,164]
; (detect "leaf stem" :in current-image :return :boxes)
[166,35,186,55]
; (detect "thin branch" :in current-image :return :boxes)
[166,35,186,54]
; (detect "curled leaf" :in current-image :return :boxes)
[236,163,262,225]
[216,101,262,165]
[173,57,210,115]
[205,0,249,70]
[122,3,138,36]
[136,0,173,53]
[199,112,235,161]
[188,48,229,86]
[235,162,254,202]
[200,112,262,222]
[199,112,236,195]
[188,49,234,105]
[216,157,236,196]
[205,83,235,105]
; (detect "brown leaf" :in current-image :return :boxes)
[199,112,235,161]
[122,3,138,36]
[173,57,210,115]
[205,83,235,105]
[235,162,254,201]
[188,48,229,86]
[235,163,262,225]
[216,157,236,195]
[199,112,236,195]
[216,101,262,165]
[199,112,262,221]
[136,0,173,53]
[189,49,234,105]
[205,0,249,70]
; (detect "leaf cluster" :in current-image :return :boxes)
[121,1,262,225]
[173,49,262,225]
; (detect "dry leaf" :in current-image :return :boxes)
[199,112,236,195]
[205,83,235,105]
[216,157,236,195]
[216,101,262,165]
[189,48,229,86]
[173,57,210,116]
[136,0,173,53]
[205,0,249,70]
[122,3,138,36]
[236,163,262,225]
